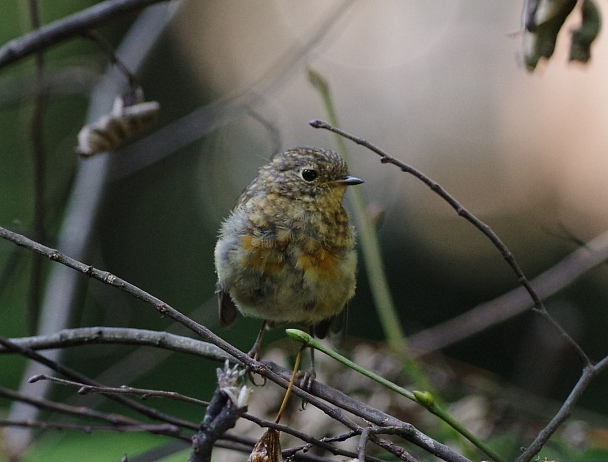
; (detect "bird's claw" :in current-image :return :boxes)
[296,369,316,393]
[245,345,267,386]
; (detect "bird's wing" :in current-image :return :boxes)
[216,283,239,327]
[313,304,347,339]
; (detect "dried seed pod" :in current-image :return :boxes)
[76,91,160,157]
[248,429,282,462]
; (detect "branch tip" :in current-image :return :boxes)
[28,374,44,383]
[309,119,325,128]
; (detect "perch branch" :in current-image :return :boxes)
[0,225,469,462]
[0,326,231,362]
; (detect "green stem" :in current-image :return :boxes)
[308,68,404,344]
[287,329,506,462]
[307,68,429,389]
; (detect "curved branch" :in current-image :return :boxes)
[309,119,591,367]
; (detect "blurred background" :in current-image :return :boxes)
[1,0,608,460]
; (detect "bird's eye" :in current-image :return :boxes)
[301,169,318,182]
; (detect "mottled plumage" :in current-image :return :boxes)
[214,147,362,338]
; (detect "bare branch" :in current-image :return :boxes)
[0,0,168,70]
[0,386,139,427]
[514,334,608,461]
[410,228,608,352]
[0,336,197,433]
[0,418,181,435]
[26,0,48,336]
[0,326,232,362]
[309,119,592,368]
[516,365,595,461]
[31,374,208,407]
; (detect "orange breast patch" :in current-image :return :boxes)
[297,248,341,280]
[240,234,283,274]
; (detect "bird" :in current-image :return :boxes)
[214,147,363,360]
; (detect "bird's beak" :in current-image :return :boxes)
[336,175,364,186]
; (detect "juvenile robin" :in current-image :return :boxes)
[214,147,363,358]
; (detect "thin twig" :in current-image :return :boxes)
[357,427,370,462]
[248,418,375,462]
[0,419,182,435]
[368,434,419,462]
[516,350,608,462]
[29,374,209,407]
[309,119,591,367]
[0,336,197,433]
[0,386,140,427]
[359,427,425,462]
[80,30,138,88]
[515,365,596,461]
[27,0,48,335]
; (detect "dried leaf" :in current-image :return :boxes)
[570,0,601,63]
[76,89,160,156]
[523,0,577,70]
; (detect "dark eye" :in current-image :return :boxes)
[301,169,318,182]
